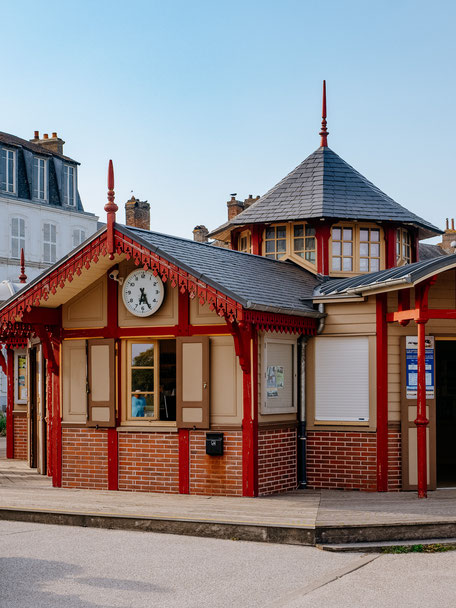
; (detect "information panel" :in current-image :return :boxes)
[406,335,434,399]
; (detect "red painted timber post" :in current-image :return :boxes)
[46,361,53,477]
[52,342,62,487]
[376,293,388,491]
[385,226,397,269]
[316,224,331,275]
[177,289,191,493]
[241,323,258,497]
[6,349,14,459]
[416,319,428,498]
[107,268,119,491]
[251,225,263,256]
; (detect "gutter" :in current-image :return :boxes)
[244,301,324,319]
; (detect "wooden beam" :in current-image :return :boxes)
[376,294,388,491]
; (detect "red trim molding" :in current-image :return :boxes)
[241,310,317,335]
[6,349,14,459]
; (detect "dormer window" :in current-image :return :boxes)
[43,223,57,263]
[63,164,76,206]
[238,230,251,253]
[397,229,411,265]
[0,147,16,193]
[332,227,354,271]
[331,224,384,274]
[292,224,316,265]
[33,157,47,201]
[359,228,380,272]
[11,218,25,259]
[72,228,86,248]
[264,225,287,259]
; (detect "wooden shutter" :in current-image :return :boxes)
[176,336,210,429]
[87,338,116,427]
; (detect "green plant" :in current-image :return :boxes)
[0,413,6,437]
[383,543,454,554]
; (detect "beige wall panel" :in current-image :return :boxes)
[62,340,87,423]
[322,297,376,336]
[62,277,107,328]
[117,260,178,327]
[190,298,225,325]
[91,345,110,402]
[182,343,203,401]
[210,336,242,425]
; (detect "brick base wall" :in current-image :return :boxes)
[258,427,297,495]
[306,431,377,491]
[13,416,27,460]
[62,428,108,490]
[388,430,402,491]
[189,431,242,496]
[118,432,179,493]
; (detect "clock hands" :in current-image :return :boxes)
[138,287,152,309]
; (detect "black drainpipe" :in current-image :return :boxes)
[297,335,308,488]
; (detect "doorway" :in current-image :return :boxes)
[28,348,38,468]
[435,341,456,487]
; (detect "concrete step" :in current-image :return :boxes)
[318,538,456,553]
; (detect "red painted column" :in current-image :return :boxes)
[177,290,190,335]
[376,294,388,491]
[230,231,238,251]
[107,429,118,490]
[6,349,14,459]
[52,343,62,488]
[385,226,397,269]
[251,225,263,256]
[107,269,119,490]
[241,325,258,497]
[46,362,53,477]
[316,224,331,275]
[178,430,190,494]
[415,320,429,498]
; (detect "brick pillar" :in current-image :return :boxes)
[125,196,150,230]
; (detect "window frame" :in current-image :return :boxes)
[32,156,47,201]
[396,228,411,266]
[72,228,86,248]
[260,333,298,415]
[43,222,57,263]
[261,222,318,270]
[263,224,288,260]
[330,223,385,276]
[1,147,16,194]
[63,164,76,206]
[238,230,251,253]
[11,217,26,259]
[291,222,317,266]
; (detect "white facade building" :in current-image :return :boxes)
[0,130,99,409]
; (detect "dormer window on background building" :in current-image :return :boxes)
[63,164,76,206]
[32,157,47,201]
[43,222,57,263]
[11,217,25,259]
[0,148,16,193]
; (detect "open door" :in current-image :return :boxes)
[176,337,210,429]
[28,348,38,469]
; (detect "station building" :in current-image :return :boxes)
[1,86,454,498]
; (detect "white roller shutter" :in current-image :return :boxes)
[315,337,369,421]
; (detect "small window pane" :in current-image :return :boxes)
[266,240,275,253]
[294,238,304,251]
[332,257,341,271]
[131,394,155,418]
[371,230,380,242]
[276,226,286,238]
[306,251,316,264]
[343,228,353,240]
[371,243,380,257]
[332,242,341,255]
[305,226,315,237]
[132,344,154,367]
[360,229,369,241]
[294,224,304,237]
[343,257,353,271]
[332,227,341,240]
[359,258,369,271]
[370,258,380,271]
[265,227,275,239]
[305,237,315,250]
[132,369,154,393]
[277,239,286,252]
[343,242,352,256]
[360,243,369,256]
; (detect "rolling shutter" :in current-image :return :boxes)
[176,336,210,429]
[87,339,116,427]
[315,336,369,421]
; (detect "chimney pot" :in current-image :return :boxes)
[34,130,39,139]
[452,219,455,231]
[446,218,449,230]
[43,133,49,139]
[52,132,57,138]
[193,225,209,243]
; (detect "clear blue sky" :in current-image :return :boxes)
[2,0,455,241]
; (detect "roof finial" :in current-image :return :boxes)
[104,160,118,260]
[319,80,329,147]
[19,248,27,284]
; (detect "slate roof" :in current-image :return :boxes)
[314,254,456,297]
[0,131,78,164]
[120,225,321,317]
[418,243,448,261]
[210,147,441,240]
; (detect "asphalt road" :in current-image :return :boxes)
[1,521,456,608]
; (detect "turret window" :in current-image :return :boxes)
[239,231,251,253]
[397,229,411,265]
[359,228,380,272]
[293,224,316,264]
[264,225,287,259]
[331,227,353,271]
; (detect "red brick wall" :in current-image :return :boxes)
[118,432,179,493]
[62,428,108,489]
[189,431,242,496]
[306,431,377,491]
[388,430,402,491]
[13,415,27,460]
[258,427,297,495]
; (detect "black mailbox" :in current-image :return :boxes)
[206,433,224,456]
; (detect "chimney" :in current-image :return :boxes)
[227,194,244,220]
[125,195,150,231]
[30,131,65,155]
[243,194,260,209]
[193,225,209,243]
[438,218,456,254]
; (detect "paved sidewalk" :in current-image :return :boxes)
[2,441,456,546]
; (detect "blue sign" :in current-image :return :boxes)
[406,336,434,399]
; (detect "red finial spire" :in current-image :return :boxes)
[19,247,27,284]
[319,80,329,147]
[104,160,118,260]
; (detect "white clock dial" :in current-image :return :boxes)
[122,269,165,317]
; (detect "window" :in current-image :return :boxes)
[72,228,86,248]
[11,218,25,259]
[63,164,75,206]
[331,226,353,271]
[315,337,369,422]
[14,350,28,405]
[261,335,297,414]
[264,225,287,259]
[359,228,380,272]
[397,229,411,265]
[43,223,57,263]
[33,157,47,200]
[293,224,316,265]
[127,340,176,422]
[0,148,16,193]
[238,231,251,253]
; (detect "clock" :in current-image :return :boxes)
[122,269,165,317]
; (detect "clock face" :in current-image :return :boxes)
[122,270,165,317]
